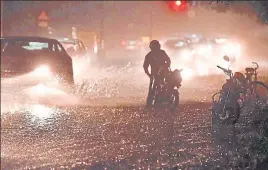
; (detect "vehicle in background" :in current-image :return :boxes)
[161,33,242,79]
[57,38,87,58]
[211,37,241,64]
[161,37,194,62]
[1,36,74,85]
[121,39,146,55]
[105,39,146,62]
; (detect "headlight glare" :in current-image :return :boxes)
[33,65,51,76]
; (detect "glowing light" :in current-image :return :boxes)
[197,45,212,55]
[176,0,182,6]
[196,61,208,76]
[180,50,191,61]
[222,43,241,57]
[181,67,193,80]
[28,83,66,97]
[215,38,227,44]
[126,45,136,50]
[32,65,51,77]
[168,0,188,11]
[93,44,98,54]
[221,60,232,70]
[27,104,54,121]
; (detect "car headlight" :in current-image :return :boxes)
[181,67,193,80]
[222,43,241,57]
[33,65,51,76]
[180,50,192,61]
[197,45,212,55]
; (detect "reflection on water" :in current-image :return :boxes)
[26,104,55,123]
[26,83,67,97]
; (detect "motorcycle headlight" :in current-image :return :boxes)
[33,65,51,76]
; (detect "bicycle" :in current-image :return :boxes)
[212,64,242,125]
[241,62,268,106]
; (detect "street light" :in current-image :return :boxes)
[1,0,3,37]
[149,10,153,41]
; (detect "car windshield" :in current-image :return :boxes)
[1,38,64,57]
[164,39,188,49]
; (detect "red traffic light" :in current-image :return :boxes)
[168,1,188,11]
[175,1,182,6]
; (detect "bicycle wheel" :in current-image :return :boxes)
[252,81,268,103]
[212,91,221,104]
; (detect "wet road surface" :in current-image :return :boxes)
[1,64,267,169]
[1,101,214,169]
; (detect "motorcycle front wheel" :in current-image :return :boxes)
[169,90,179,113]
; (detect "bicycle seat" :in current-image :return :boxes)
[245,67,255,73]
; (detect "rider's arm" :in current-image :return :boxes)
[143,53,151,77]
[163,50,171,67]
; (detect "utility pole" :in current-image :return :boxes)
[149,10,153,41]
[100,0,105,49]
[97,1,106,58]
[1,0,3,37]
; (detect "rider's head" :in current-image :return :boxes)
[149,40,161,51]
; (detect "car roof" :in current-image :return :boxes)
[57,38,82,43]
[1,36,58,42]
[164,38,187,42]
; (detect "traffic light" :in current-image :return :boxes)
[168,1,188,12]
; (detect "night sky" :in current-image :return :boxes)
[3,1,168,39]
[2,1,268,39]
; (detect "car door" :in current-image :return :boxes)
[50,41,73,73]
[0,39,28,76]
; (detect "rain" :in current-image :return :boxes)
[1,1,268,169]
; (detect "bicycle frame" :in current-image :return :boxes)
[244,62,259,98]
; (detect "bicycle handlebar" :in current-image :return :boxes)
[252,62,259,69]
[217,65,232,77]
[217,65,230,73]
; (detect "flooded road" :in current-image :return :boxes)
[1,101,213,169]
[1,62,267,169]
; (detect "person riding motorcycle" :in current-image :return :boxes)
[143,40,171,107]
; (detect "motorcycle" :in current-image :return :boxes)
[150,67,182,113]
[212,55,242,125]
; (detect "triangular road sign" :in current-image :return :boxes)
[38,10,49,21]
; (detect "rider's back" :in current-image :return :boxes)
[145,49,170,76]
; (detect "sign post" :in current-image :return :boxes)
[1,0,3,37]
[37,10,49,37]
[72,26,77,39]
[38,10,49,28]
